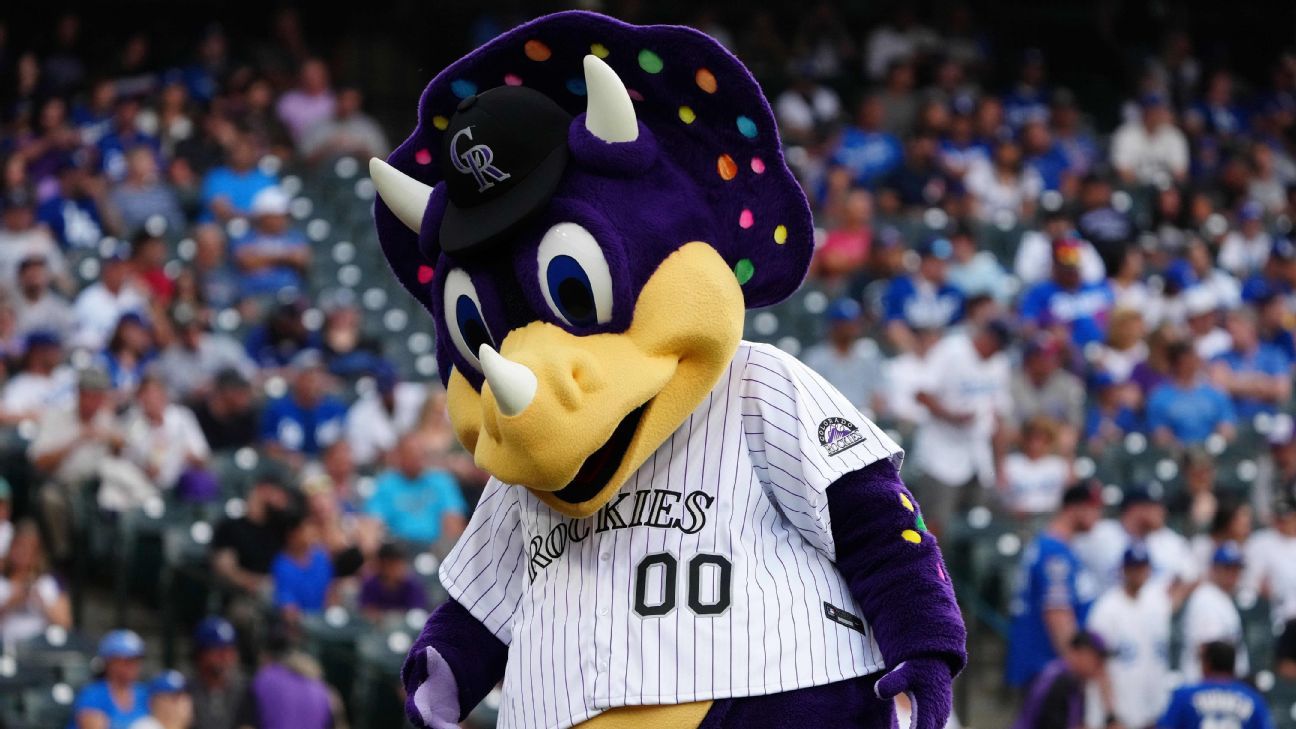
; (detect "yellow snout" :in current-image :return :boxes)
[446,242,745,517]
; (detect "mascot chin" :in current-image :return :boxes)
[371,11,965,729]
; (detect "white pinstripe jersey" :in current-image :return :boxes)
[439,342,904,729]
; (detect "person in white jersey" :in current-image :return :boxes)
[369,13,966,729]
[1180,542,1249,682]
[1085,543,1172,729]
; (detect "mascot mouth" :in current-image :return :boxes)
[552,401,649,504]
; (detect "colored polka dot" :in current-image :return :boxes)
[450,79,477,99]
[627,88,644,102]
[695,68,717,94]
[638,49,664,74]
[734,258,755,285]
[915,513,928,533]
[503,73,523,86]
[773,225,788,244]
[524,40,552,61]
[417,265,434,284]
[738,209,754,229]
[432,116,449,131]
[899,493,914,512]
[716,154,738,181]
[414,148,432,165]
[678,106,696,124]
[937,562,947,582]
[736,115,758,139]
[566,78,587,96]
[750,156,766,174]
[901,530,922,544]
[590,43,610,59]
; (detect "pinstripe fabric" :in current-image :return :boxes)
[438,342,902,729]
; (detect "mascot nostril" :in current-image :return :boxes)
[373,11,966,729]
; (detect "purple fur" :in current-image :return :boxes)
[567,116,660,176]
[402,598,508,726]
[374,11,815,387]
[826,460,967,675]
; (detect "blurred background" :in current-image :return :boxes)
[3,1,1296,728]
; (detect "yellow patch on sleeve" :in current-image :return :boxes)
[901,530,922,544]
[899,493,914,512]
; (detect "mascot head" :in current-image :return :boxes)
[372,11,813,517]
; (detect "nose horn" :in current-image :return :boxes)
[479,344,537,417]
[582,55,638,143]
[369,157,433,234]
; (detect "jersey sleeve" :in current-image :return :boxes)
[436,480,527,644]
[740,344,904,561]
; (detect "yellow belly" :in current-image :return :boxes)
[573,700,713,729]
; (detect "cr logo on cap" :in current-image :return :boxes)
[450,126,511,193]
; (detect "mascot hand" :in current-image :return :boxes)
[874,658,953,729]
[403,644,461,729]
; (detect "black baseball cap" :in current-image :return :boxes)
[438,86,572,255]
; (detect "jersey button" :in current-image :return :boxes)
[599,607,609,616]
[600,552,610,561]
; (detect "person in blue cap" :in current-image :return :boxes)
[1158,642,1274,729]
[189,616,244,729]
[1180,542,1248,682]
[127,670,193,729]
[881,236,965,353]
[801,297,885,414]
[70,629,151,729]
[1086,542,1173,729]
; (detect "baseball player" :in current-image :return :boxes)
[1085,543,1173,729]
[1180,542,1249,682]
[1158,642,1273,729]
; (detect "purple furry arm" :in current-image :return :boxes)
[827,459,968,676]
[403,598,509,722]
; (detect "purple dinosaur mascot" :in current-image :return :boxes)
[370,11,966,729]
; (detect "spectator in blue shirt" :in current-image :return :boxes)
[1257,292,1296,362]
[260,352,346,465]
[199,132,276,222]
[365,433,468,547]
[1159,641,1273,729]
[1084,372,1140,455]
[36,161,107,250]
[1003,49,1051,130]
[1007,482,1103,688]
[829,95,903,189]
[231,186,310,298]
[69,630,151,729]
[1147,342,1237,447]
[1018,238,1115,349]
[882,237,965,352]
[1022,119,1073,194]
[271,515,334,619]
[96,98,162,183]
[1209,309,1292,419]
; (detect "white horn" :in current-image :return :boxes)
[583,55,638,143]
[369,157,433,233]
[479,344,537,417]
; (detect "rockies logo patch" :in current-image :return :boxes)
[817,417,865,456]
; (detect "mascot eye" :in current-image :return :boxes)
[537,222,614,327]
[443,268,494,371]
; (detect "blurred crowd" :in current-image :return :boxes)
[0,8,482,729]
[3,2,1296,728]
